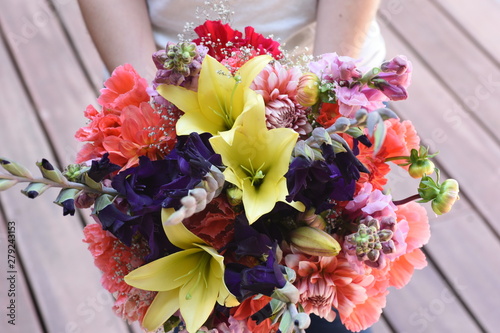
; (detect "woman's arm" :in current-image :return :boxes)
[78,0,157,79]
[314,0,381,57]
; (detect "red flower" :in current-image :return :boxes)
[232,296,279,333]
[193,20,282,63]
[243,26,282,59]
[316,102,342,128]
[183,196,236,250]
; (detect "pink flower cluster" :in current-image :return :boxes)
[283,182,430,331]
[82,224,157,325]
[309,53,412,117]
[75,64,179,169]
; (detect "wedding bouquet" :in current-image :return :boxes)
[0,19,459,333]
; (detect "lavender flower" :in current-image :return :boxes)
[152,42,208,91]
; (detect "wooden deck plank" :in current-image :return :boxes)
[383,261,481,333]
[379,0,500,144]
[0,4,132,332]
[0,0,97,166]
[431,0,500,66]
[425,202,500,332]
[378,7,500,332]
[378,3,500,237]
[371,316,393,333]
[49,0,104,91]
[0,212,44,333]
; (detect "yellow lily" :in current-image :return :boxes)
[124,222,238,332]
[209,104,305,224]
[157,54,271,142]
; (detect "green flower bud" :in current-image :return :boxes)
[289,226,341,257]
[296,72,320,107]
[37,159,68,184]
[0,179,17,191]
[64,164,90,182]
[21,182,50,199]
[409,159,435,178]
[226,186,243,207]
[431,179,459,215]
[0,158,33,178]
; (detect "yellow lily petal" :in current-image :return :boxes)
[156,55,271,138]
[197,55,238,130]
[157,84,224,135]
[179,254,223,333]
[142,290,180,332]
[163,220,206,249]
[236,54,273,90]
[210,112,300,224]
[124,248,203,291]
[217,280,240,307]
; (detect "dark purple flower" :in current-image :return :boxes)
[225,246,287,300]
[286,143,369,212]
[97,132,221,261]
[87,153,120,182]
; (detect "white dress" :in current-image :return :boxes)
[147,0,386,67]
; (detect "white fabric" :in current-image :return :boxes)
[147,0,385,67]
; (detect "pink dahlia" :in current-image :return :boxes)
[341,268,390,332]
[284,253,372,323]
[251,62,312,135]
[83,223,156,324]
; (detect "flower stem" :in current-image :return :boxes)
[393,194,421,206]
[385,156,410,162]
[0,173,119,196]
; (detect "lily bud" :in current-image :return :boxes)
[0,158,33,178]
[431,179,459,215]
[289,226,340,257]
[296,72,320,107]
[409,159,435,178]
